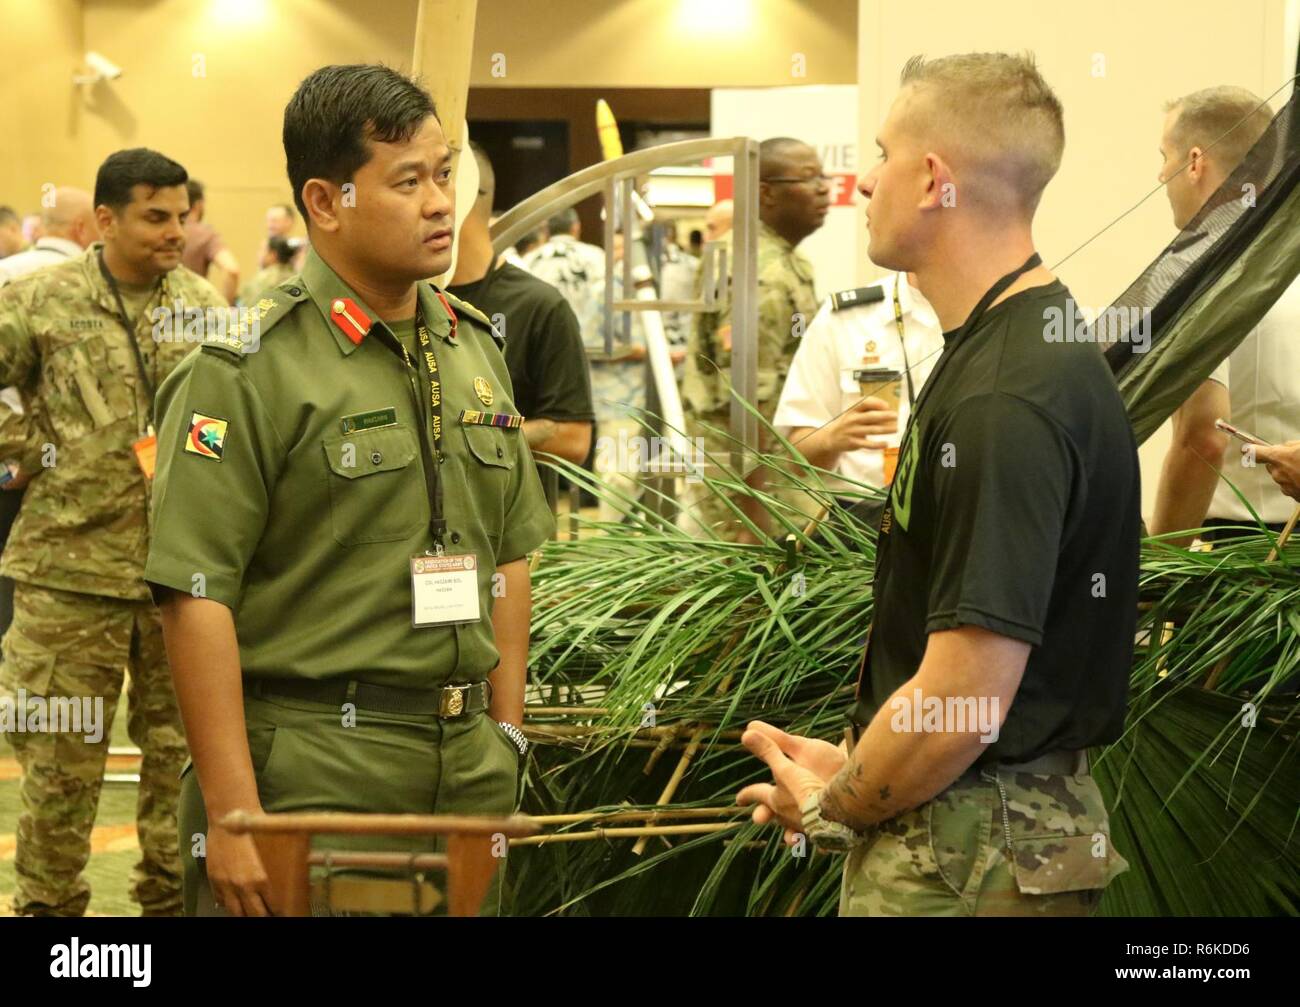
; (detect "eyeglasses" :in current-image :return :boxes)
[760,175,833,187]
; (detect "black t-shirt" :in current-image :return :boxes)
[862,279,1140,762]
[448,263,595,425]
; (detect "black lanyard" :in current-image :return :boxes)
[891,274,917,410]
[374,300,448,551]
[891,253,1042,456]
[849,253,1044,728]
[96,248,159,405]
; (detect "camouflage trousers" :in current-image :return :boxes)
[677,415,818,542]
[592,415,647,524]
[0,582,187,916]
[839,763,1128,916]
[677,415,750,541]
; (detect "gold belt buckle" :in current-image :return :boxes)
[440,685,466,717]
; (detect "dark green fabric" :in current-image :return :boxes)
[179,693,520,916]
[145,249,554,687]
[449,263,595,424]
[1119,165,1300,445]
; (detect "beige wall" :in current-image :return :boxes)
[78,0,425,273]
[470,0,857,87]
[856,0,1296,517]
[22,0,855,285]
[0,0,84,211]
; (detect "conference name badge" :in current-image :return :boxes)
[411,553,481,627]
[132,432,158,480]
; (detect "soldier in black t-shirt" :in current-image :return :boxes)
[448,144,594,469]
[737,53,1137,917]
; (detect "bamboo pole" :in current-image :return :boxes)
[526,707,612,717]
[1264,503,1300,563]
[510,822,740,847]
[632,670,736,855]
[641,724,680,774]
[527,806,744,826]
[525,723,743,740]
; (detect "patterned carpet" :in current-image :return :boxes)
[0,705,141,917]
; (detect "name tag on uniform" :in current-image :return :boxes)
[341,407,398,433]
[410,553,481,627]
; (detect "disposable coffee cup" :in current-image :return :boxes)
[854,367,903,413]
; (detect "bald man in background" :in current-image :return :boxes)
[0,187,99,636]
[0,207,25,258]
[704,199,733,242]
[0,188,98,284]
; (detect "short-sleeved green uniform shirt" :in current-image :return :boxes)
[144,249,554,689]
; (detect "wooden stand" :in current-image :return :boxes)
[220,810,538,917]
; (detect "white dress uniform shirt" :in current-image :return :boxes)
[774,273,945,494]
[1207,273,1300,525]
[0,235,82,286]
[0,236,84,424]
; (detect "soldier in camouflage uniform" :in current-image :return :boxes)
[680,138,827,539]
[0,148,226,916]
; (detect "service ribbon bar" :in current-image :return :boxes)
[459,409,525,429]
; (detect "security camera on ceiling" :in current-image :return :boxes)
[74,51,124,85]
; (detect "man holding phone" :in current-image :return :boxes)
[1148,86,1298,545]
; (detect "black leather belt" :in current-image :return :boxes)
[998,749,1089,775]
[248,678,491,718]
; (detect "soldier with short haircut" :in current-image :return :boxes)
[739,53,1137,917]
[0,148,226,916]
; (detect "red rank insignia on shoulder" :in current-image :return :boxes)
[330,297,372,344]
[435,290,458,341]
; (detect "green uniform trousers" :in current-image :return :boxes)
[839,763,1128,916]
[178,691,521,917]
[1,582,186,916]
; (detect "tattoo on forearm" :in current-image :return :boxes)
[820,761,863,825]
[820,757,896,829]
[524,418,558,448]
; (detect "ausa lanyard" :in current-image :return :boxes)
[851,253,1045,727]
[376,300,448,552]
[894,253,1041,443]
[891,274,917,410]
[97,248,159,405]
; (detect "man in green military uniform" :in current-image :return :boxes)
[0,148,227,916]
[680,137,827,540]
[145,64,553,917]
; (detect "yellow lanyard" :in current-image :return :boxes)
[891,274,917,410]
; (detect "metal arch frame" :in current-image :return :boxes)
[491,137,761,460]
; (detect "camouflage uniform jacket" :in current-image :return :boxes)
[0,243,226,600]
[683,221,817,428]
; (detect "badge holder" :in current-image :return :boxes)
[411,546,481,628]
[132,423,158,480]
